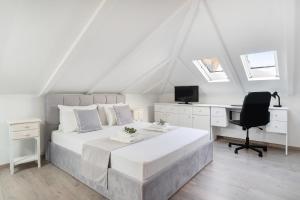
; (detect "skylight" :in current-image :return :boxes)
[193,57,229,82]
[240,51,280,81]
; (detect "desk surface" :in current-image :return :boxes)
[155,103,288,110]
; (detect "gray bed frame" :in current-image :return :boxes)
[45,94,213,200]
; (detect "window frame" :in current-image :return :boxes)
[240,51,280,81]
[192,58,230,83]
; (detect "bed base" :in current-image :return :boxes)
[48,141,213,200]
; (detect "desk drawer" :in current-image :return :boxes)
[177,106,192,115]
[266,121,287,134]
[164,106,177,113]
[11,129,39,140]
[211,107,226,117]
[10,122,39,132]
[270,110,287,122]
[193,107,210,116]
[211,116,228,127]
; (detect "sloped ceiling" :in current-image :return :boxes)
[0,0,299,96]
[168,0,297,95]
[0,0,100,94]
[49,0,189,93]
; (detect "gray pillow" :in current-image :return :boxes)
[113,105,133,125]
[74,109,102,133]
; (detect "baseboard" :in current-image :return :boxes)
[216,136,300,151]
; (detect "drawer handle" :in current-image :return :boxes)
[24,126,30,129]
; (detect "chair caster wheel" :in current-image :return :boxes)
[259,153,263,157]
[234,149,238,154]
[263,147,267,152]
[228,143,232,147]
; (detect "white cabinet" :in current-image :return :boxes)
[154,111,178,126]
[166,113,179,125]
[266,110,288,134]
[192,115,210,130]
[270,110,288,121]
[211,107,228,127]
[154,104,211,133]
[154,112,164,122]
[192,107,210,115]
[266,121,287,134]
[178,114,193,128]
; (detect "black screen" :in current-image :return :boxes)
[175,86,199,103]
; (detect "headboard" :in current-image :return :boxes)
[45,94,125,148]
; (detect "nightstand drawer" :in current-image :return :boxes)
[10,122,39,132]
[11,129,39,139]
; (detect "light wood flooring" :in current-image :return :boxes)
[1,140,300,200]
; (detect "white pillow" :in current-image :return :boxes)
[58,104,97,132]
[104,106,117,126]
[97,104,110,125]
[100,103,126,126]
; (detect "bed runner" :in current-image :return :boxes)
[81,130,167,188]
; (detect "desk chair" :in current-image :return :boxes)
[229,92,271,157]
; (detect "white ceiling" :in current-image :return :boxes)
[0,0,299,96]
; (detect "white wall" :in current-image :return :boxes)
[0,95,44,165]
[159,92,300,148]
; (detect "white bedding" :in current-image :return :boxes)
[51,122,210,182]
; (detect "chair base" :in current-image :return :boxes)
[229,142,267,157]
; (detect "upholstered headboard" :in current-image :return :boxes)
[45,94,125,148]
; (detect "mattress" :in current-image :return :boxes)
[51,122,210,182]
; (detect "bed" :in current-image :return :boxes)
[45,94,213,200]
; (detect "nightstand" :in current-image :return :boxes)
[8,118,41,174]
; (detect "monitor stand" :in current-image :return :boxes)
[178,102,192,105]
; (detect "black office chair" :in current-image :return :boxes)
[228,92,271,157]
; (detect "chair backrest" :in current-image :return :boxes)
[240,92,271,129]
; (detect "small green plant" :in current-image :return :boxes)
[158,119,166,126]
[124,127,137,135]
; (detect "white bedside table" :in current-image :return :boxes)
[8,118,41,174]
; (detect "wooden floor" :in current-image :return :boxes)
[1,140,300,200]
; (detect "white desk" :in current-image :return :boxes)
[154,103,288,155]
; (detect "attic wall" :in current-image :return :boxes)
[295,0,300,94]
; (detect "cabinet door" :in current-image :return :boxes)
[178,114,193,128]
[154,112,163,122]
[166,113,179,126]
[192,115,210,131]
